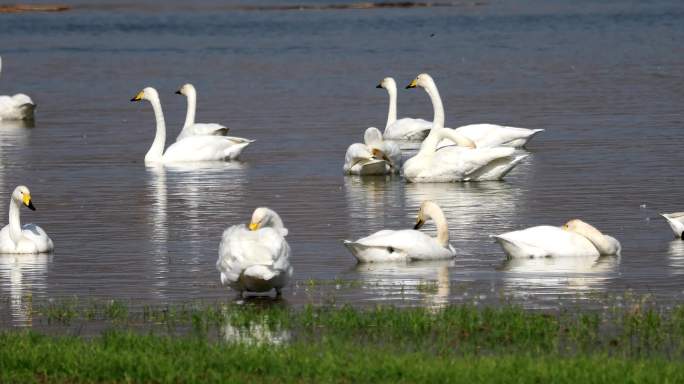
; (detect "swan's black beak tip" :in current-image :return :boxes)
[27,201,36,211]
[130,98,138,102]
[376,84,382,89]
[175,90,182,95]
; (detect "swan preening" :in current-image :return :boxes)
[0,56,36,121]
[662,212,684,238]
[175,83,229,142]
[0,186,53,254]
[131,87,253,164]
[402,74,527,182]
[344,201,456,262]
[343,127,401,175]
[493,219,621,259]
[217,207,292,296]
[377,77,432,141]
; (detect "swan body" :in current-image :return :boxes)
[344,127,401,175]
[402,74,527,182]
[344,201,456,263]
[661,212,684,238]
[377,77,432,141]
[175,83,229,142]
[131,87,253,164]
[0,186,53,254]
[442,124,545,149]
[0,57,35,121]
[217,207,292,296]
[494,219,620,259]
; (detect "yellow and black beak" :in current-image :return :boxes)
[414,218,425,230]
[405,79,418,89]
[249,222,260,231]
[130,91,144,102]
[22,194,35,211]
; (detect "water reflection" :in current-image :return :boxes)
[221,321,291,346]
[344,176,403,232]
[354,260,453,311]
[500,255,619,301]
[0,253,51,326]
[667,240,684,275]
[146,166,169,299]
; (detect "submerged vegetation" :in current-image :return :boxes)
[2,298,684,382]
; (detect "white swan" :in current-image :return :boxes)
[131,87,253,164]
[444,124,544,149]
[377,77,432,141]
[402,74,527,182]
[343,127,402,175]
[175,83,229,142]
[0,186,53,254]
[344,201,456,263]
[216,207,292,296]
[0,56,35,121]
[661,212,684,238]
[493,219,621,259]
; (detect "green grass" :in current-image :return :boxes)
[2,302,684,383]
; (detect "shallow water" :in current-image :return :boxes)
[1,0,684,326]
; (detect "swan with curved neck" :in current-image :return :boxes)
[174,83,229,142]
[377,77,432,141]
[217,207,292,297]
[0,56,36,121]
[494,219,621,259]
[343,200,456,262]
[0,186,53,254]
[131,87,253,164]
[343,127,401,175]
[402,74,527,182]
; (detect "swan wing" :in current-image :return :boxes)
[20,224,54,253]
[163,136,251,162]
[494,226,599,258]
[383,118,432,141]
[0,95,34,120]
[661,212,684,238]
[447,124,543,148]
[343,143,390,175]
[344,229,452,262]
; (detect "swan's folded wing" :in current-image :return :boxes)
[165,136,251,162]
[381,141,402,169]
[344,143,371,173]
[188,123,229,136]
[451,124,542,148]
[434,146,518,179]
[384,118,432,140]
[494,226,600,258]
[20,224,53,253]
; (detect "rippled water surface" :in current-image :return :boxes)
[1,0,683,326]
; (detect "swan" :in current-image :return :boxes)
[216,207,292,297]
[377,77,432,141]
[0,186,53,254]
[493,219,621,259]
[0,56,35,121]
[131,87,253,164]
[661,212,684,238]
[402,74,527,182]
[175,83,229,142]
[343,200,456,263]
[343,127,402,175]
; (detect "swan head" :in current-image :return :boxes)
[363,127,383,147]
[130,87,159,103]
[376,77,396,91]
[12,185,35,211]
[414,200,440,229]
[175,83,196,96]
[371,148,391,165]
[406,73,435,90]
[249,207,285,233]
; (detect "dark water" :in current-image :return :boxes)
[1,0,683,326]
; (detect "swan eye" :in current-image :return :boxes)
[387,246,394,253]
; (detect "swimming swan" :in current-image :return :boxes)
[493,219,621,259]
[402,74,527,182]
[0,56,35,121]
[343,127,402,175]
[343,201,456,262]
[661,212,684,238]
[217,207,292,296]
[377,77,432,141]
[175,83,229,142]
[131,87,253,164]
[0,186,53,254]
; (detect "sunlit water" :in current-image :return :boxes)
[1,0,683,326]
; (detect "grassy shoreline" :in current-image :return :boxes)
[2,302,684,382]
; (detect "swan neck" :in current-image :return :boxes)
[145,96,166,163]
[417,82,446,153]
[572,225,613,255]
[8,198,23,245]
[425,204,449,247]
[385,83,397,129]
[183,89,197,128]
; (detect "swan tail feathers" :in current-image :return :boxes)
[493,235,548,259]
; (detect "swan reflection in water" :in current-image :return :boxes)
[343,176,404,234]
[500,254,619,302]
[353,260,453,311]
[146,162,247,300]
[0,253,51,326]
[667,240,684,275]
[222,321,291,346]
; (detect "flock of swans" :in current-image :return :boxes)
[0,55,681,298]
